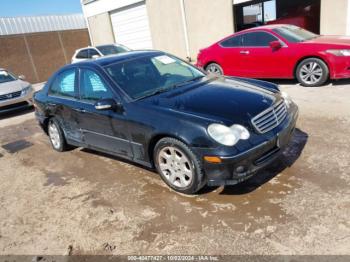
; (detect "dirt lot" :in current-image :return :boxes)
[0,81,349,256]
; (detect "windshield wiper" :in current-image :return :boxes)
[136,87,171,100]
[136,76,205,100]
[173,76,205,88]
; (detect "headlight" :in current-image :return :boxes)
[21,85,32,95]
[326,49,350,56]
[207,123,250,146]
[281,91,292,108]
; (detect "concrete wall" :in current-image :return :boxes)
[320,0,349,35]
[146,0,188,58]
[87,12,115,45]
[185,0,234,60]
[0,29,90,83]
[147,0,234,61]
[84,0,235,61]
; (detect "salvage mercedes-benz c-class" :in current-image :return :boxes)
[34,51,298,194]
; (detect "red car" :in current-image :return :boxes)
[196,24,350,87]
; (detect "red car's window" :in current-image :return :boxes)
[241,32,278,47]
[221,35,243,47]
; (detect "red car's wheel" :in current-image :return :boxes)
[205,63,223,76]
[296,58,329,87]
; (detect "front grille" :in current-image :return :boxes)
[251,100,287,134]
[0,91,22,101]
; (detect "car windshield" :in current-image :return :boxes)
[96,44,131,56]
[273,25,319,43]
[0,70,17,84]
[104,54,205,100]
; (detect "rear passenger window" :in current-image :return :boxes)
[221,35,242,47]
[49,69,76,98]
[242,32,278,47]
[80,70,114,102]
[76,50,88,59]
[88,49,100,58]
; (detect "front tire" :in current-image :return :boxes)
[296,58,329,87]
[154,138,206,194]
[205,63,223,76]
[48,118,68,152]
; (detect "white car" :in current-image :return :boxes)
[0,69,34,113]
[71,44,131,63]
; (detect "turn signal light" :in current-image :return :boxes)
[204,156,222,164]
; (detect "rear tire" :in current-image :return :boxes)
[48,118,69,152]
[205,63,223,76]
[296,58,329,87]
[154,138,206,194]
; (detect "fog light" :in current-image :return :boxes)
[235,166,246,173]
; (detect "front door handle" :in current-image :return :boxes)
[240,50,250,55]
[74,108,86,113]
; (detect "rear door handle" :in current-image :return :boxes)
[240,50,250,55]
[48,103,57,107]
[74,108,86,113]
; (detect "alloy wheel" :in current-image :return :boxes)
[48,122,61,150]
[158,146,193,188]
[299,62,323,85]
[206,64,222,75]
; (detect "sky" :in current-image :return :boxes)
[0,0,83,17]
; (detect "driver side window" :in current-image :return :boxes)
[80,69,114,102]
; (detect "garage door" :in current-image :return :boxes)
[110,2,153,50]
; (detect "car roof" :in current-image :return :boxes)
[0,68,6,71]
[75,46,97,52]
[95,43,122,48]
[72,50,163,68]
[75,43,125,51]
[240,24,292,33]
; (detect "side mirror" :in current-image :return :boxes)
[269,41,282,50]
[18,75,26,80]
[92,55,100,59]
[95,99,123,112]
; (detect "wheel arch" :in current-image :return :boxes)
[44,115,68,140]
[147,133,191,167]
[204,61,221,70]
[294,56,331,79]
[42,116,52,135]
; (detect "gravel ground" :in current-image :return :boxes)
[0,80,349,255]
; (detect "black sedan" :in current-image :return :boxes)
[34,50,298,194]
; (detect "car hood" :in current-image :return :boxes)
[306,35,350,47]
[142,78,280,126]
[0,80,29,95]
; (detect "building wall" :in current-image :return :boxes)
[146,0,188,58]
[0,29,90,83]
[83,0,235,60]
[185,0,234,60]
[320,0,349,35]
[147,0,234,61]
[87,12,115,45]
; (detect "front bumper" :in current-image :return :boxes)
[326,55,350,79]
[196,104,299,186]
[0,89,34,114]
